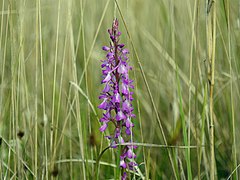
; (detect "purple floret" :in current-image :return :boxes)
[98,19,138,179]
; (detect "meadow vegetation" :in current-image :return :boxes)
[0,0,239,179]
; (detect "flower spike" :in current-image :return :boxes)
[98,19,138,178]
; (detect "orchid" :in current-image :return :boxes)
[98,19,137,179]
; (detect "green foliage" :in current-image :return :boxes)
[0,0,239,179]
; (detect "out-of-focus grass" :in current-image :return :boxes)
[0,0,240,179]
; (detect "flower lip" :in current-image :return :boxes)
[106,52,114,58]
[118,64,128,74]
[98,99,108,110]
[99,123,108,132]
[116,110,126,121]
[118,44,125,48]
[120,159,127,169]
[122,49,129,54]
[99,94,107,99]
[100,112,110,122]
[122,100,131,112]
[125,118,134,128]
[121,83,129,95]
[102,46,110,51]
[126,128,131,135]
[103,83,110,93]
[102,73,111,83]
[108,29,112,35]
[127,148,136,159]
[113,92,121,103]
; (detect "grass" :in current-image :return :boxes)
[0,0,240,179]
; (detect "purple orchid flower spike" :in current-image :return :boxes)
[98,19,138,178]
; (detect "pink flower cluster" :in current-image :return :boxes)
[98,19,137,179]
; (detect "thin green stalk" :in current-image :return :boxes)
[206,0,216,179]
[186,0,198,178]
[68,8,87,179]
[17,1,26,178]
[199,85,208,177]
[227,164,240,180]
[52,1,72,177]
[195,1,201,179]
[37,0,48,178]
[169,1,181,179]
[176,68,192,180]
[65,0,85,176]
[71,2,114,175]
[69,113,73,178]
[50,1,61,172]
[0,0,5,174]
[226,0,238,179]
[81,0,93,177]
[53,0,68,164]
[78,0,110,85]
[35,0,39,177]
[0,1,9,117]
[133,59,147,178]
[0,0,5,68]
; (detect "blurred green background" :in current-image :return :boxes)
[0,0,240,179]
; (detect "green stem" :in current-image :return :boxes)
[95,146,111,179]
